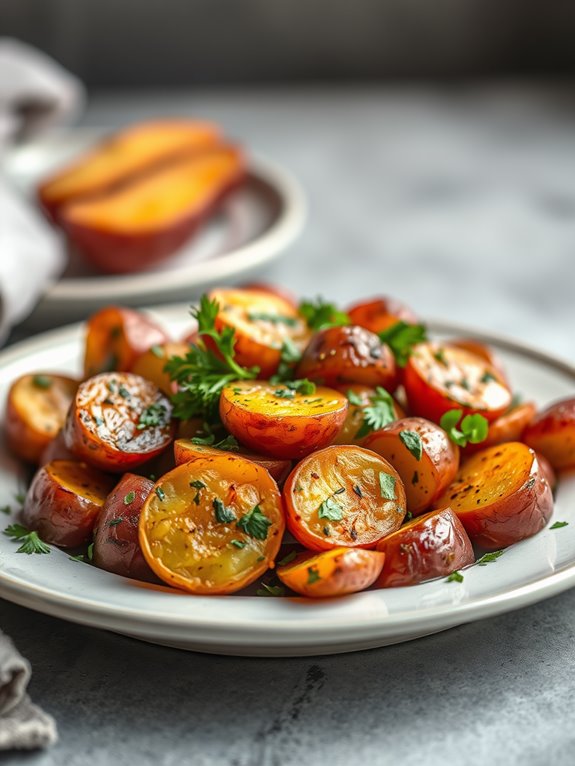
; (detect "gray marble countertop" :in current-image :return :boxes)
[2,86,575,765]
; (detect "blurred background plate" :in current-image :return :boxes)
[1,129,306,326]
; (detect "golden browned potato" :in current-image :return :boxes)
[277,547,385,597]
[130,341,190,395]
[523,398,575,472]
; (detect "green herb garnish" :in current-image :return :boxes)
[256,583,286,597]
[108,517,124,527]
[446,571,464,583]
[307,566,321,584]
[399,430,423,461]
[269,338,302,383]
[378,321,427,367]
[318,496,344,521]
[213,498,237,524]
[550,521,569,529]
[439,409,489,447]
[230,539,247,548]
[298,297,350,331]
[190,479,206,505]
[379,472,396,500]
[277,551,298,567]
[123,491,135,505]
[4,524,51,555]
[247,312,298,327]
[155,487,166,502]
[32,374,53,389]
[236,505,272,540]
[355,387,396,439]
[137,402,170,430]
[476,550,504,566]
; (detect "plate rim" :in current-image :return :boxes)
[0,308,574,652]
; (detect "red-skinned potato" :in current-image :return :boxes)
[63,372,175,473]
[277,547,385,598]
[404,342,512,423]
[296,325,397,391]
[450,338,508,383]
[130,341,189,395]
[219,380,348,460]
[346,296,418,334]
[40,430,77,466]
[331,384,405,445]
[207,287,310,378]
[61,146,246,275]
[284,445,406,551]
[463,401,537,455]
[93,473,157,582]
[139,455,285,594]
[523,398,575,472]
[241,282,298,310]
[83,306,170,378]
[5,373,79,464]
[38,119,222,220]
[22,460,116,547]
[375,507,474,587]
[362,417,459,515]
[433,442,554,549]
[536,452,557,492]
[174,439,292,485]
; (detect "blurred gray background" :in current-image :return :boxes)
[3,0,575,86]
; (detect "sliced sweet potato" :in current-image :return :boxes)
[219,380,348,459]
[61,145,246,274]
[523,398,575,472]
[5,373,79,464]
[38,119,221,219]
[375,507,474,587]
[433,442,553,549]
[138,454,285,594]
[277,547,385,598]
[22,459,116,547]
[283,444,406,551]
[63,372,175,472]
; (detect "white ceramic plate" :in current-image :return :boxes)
[0,306,574,657]
[2,130,306,326]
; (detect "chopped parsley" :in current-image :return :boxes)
[236,505,272,540]
[269,338,302,383]
[379,472,396,500]
[355,387,396,438]
[476,550,504,566]
[399,430,423,461]
[298,297,350,331]
[317,496,344,521]
[256,583,286,597]
[277,551,298,567]
[123,491,135,505]
[378,321,427,367]
[108,517,124,527]
[4,524,51,555]
[190,479,207,505]
[550,521,569,529]
[137,402,170,430]
[213,498,237,524]
[307,566,321,585]
[0,505,11,515]
[446,571,464,583]
[155,486,166,502]
[230,539,247,548]
[439,409,489,447]
[433,348,448,366]
[190,432,240,451]
[32,374,53,389]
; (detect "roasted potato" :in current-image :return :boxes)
[219,380,348,460]
[523,398,575,472]
[93,473,157,582]
[207,287,310,378]
[139,454,285,594]
[450,338,508,383]
[362,417,459,515]
[241,282,298,310]
[83,306,170,379]
[433,442,553,549]
[464,401,537,455]
[331,384,404,445]
[404,342,512,423]
[375,507,474,587]
[296,325,397,390]
[63,372,175,473]
[346,296,418,334]
[22,459,115,547]
[284,444,406,551]
[130,341,190,395]
[277,547,385,598]
[5,373,79,464]
[40,430,77,466]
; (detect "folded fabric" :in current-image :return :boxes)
[0,37,85,343]
[0,629,57,749]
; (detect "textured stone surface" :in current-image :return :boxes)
[2,87,575,764]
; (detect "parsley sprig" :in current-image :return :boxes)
[440,409,489,448]
[166,296,259,421]
[4,524,51,555]
[378,321,427,367]
[350,387,396,439]
[298,297,350,332]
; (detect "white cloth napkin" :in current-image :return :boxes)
[0,37,85,343]
[0,629,57,749]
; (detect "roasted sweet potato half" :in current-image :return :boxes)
[174,439,292,485]
[93,473,157,582]
[362,417,459,516]
[433,442,554,549]
[284,444,406,551]
[63,372,175,472]
[83,306,170,379]
[5,373,79,464]
[61,145,246,274]
[346,296,418,334]
[139,454,285,594]
[296,325,397,391]
[22,459,116,547]
[464,401,536,455]
[219,380,348,460]
[277,547,385,598]
[130,341,190,395]
[523,398,575,472]
[38,119,222,220]
[404,342,512,423]
[331,385,404,445]
[375,507,474,587]
[207,287,310,378]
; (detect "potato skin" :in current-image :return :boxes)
[64,372,175,473]
[362,417,459,515]
[284,445,407,551]
[463,401,536,455]
[404,342,512,423]
[40,430,77,466]
[346,296,418,334]
[296,325,396,390]
[22,460,115,547]
[523,398,575,471]
[375,507,474,587]
[5,373,79,464]
[277,547,385,598]
[84,306,170,378]
[219,381,348,460]
[93,473,157,582]
[433,442,554,549]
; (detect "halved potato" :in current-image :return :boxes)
[22,459,116,547]
[523,398,575,472]
[130,341,190,395]
[346,296,418,334]
[277,547,385,597]
[219,380,348,459]
[331,384,404,445]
